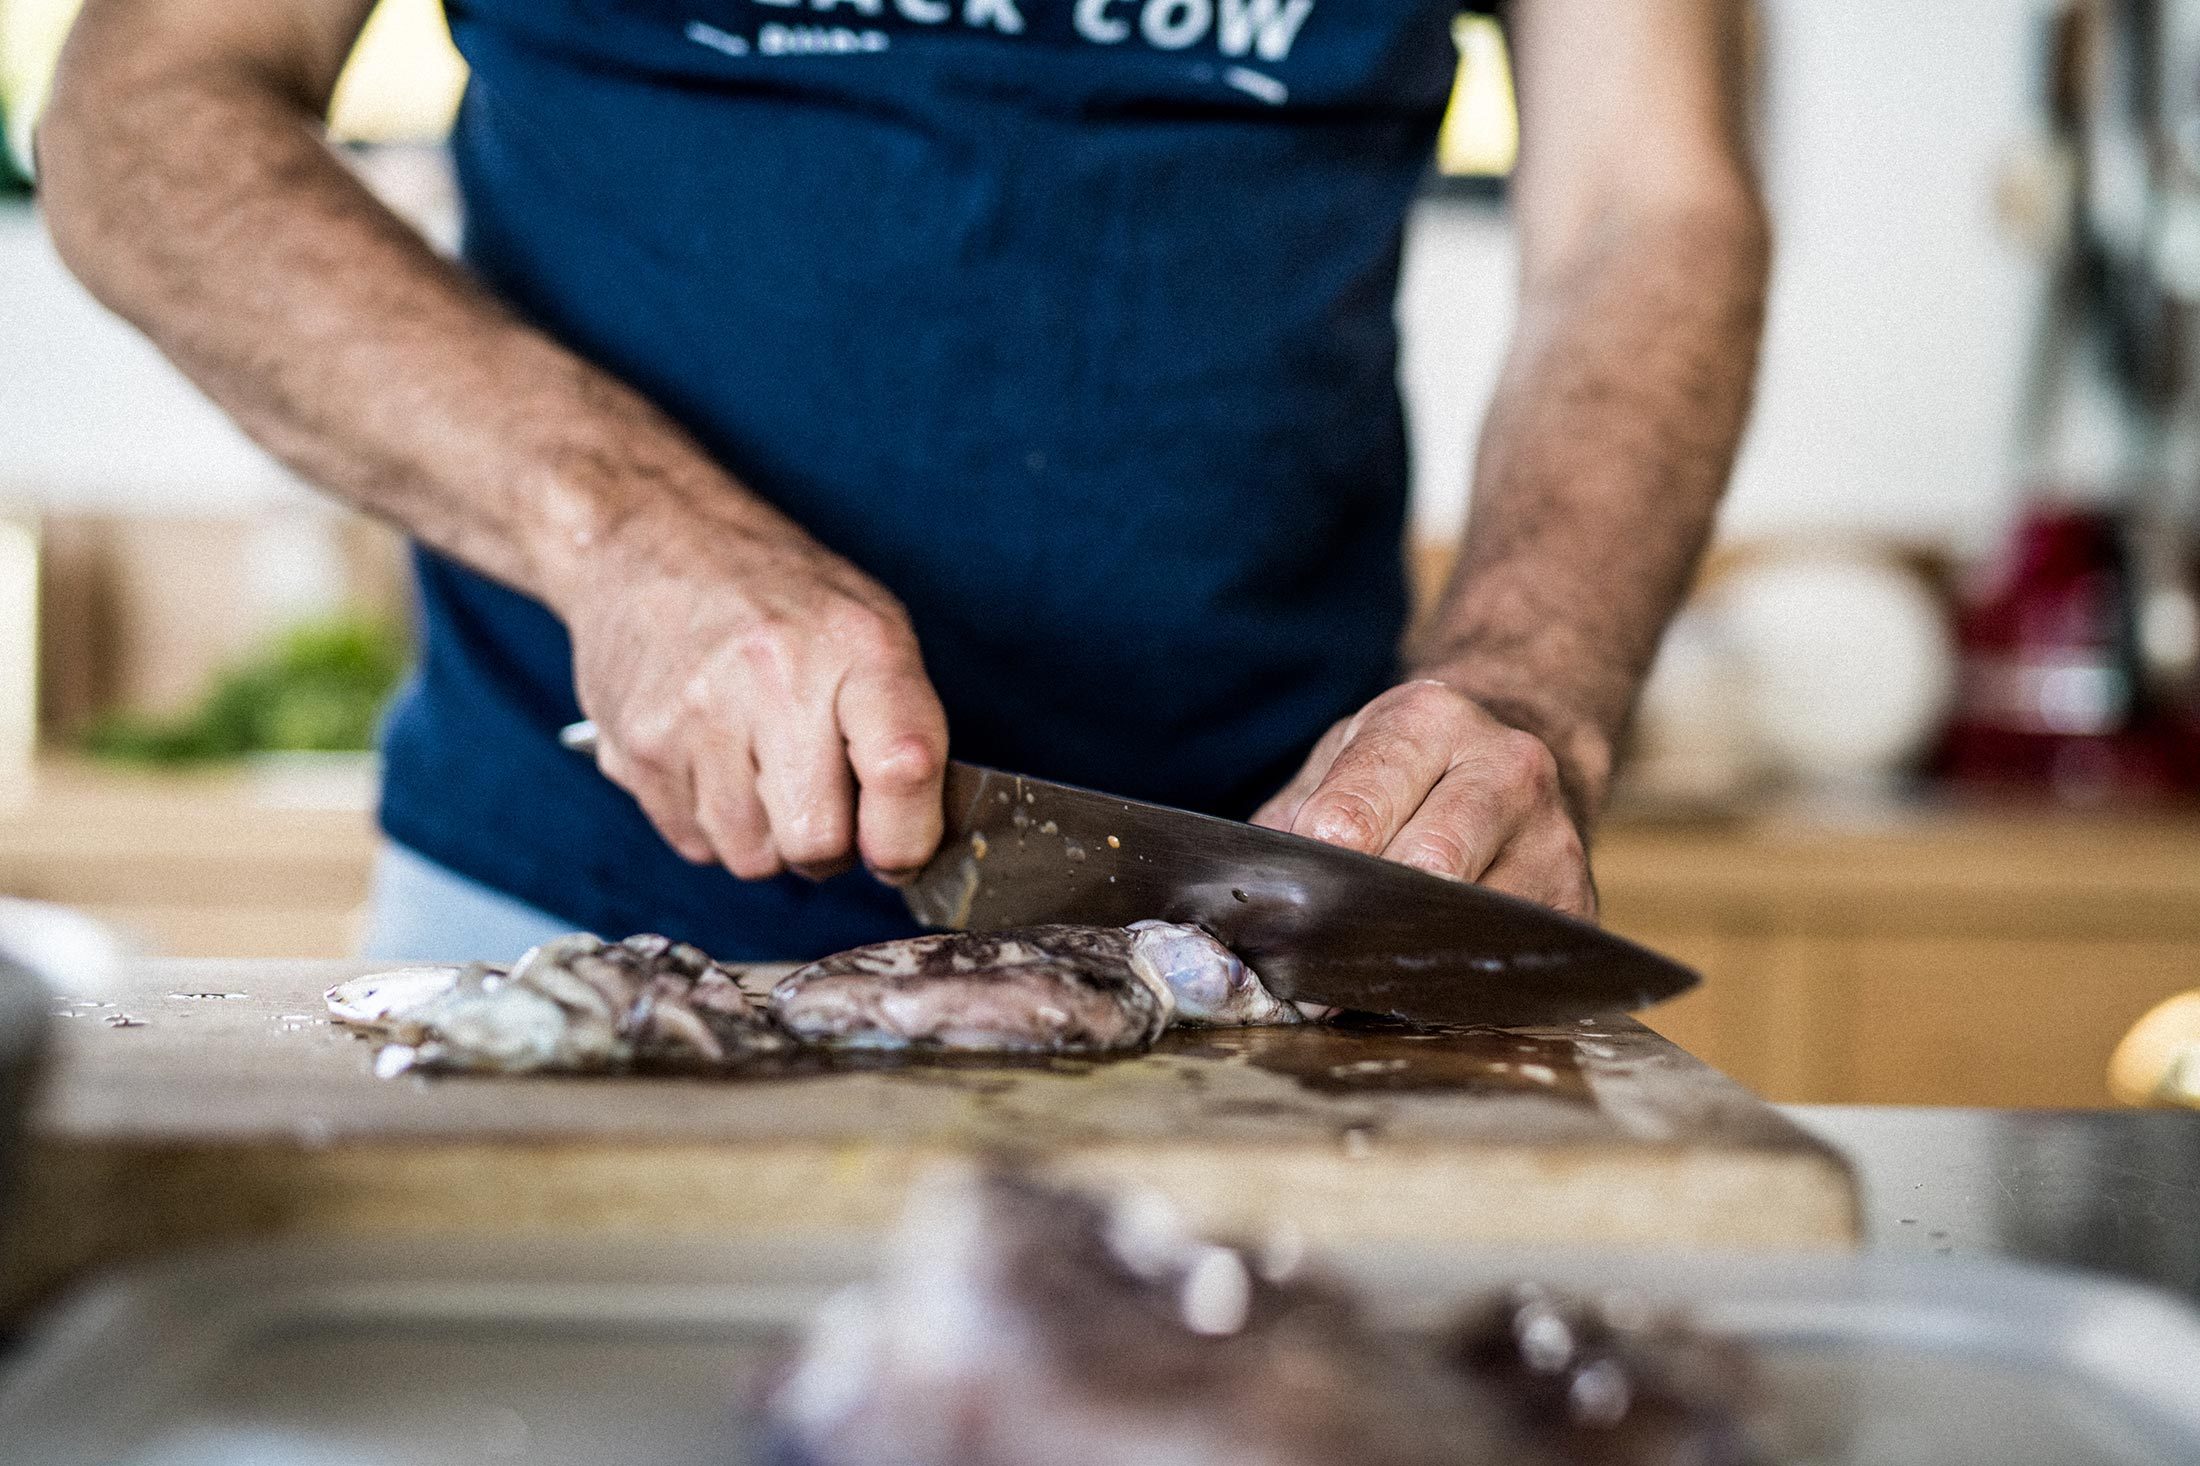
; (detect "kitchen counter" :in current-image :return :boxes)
[1787,1104,2200,1303]
[9,759,2199,1104]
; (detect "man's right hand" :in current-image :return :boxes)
[39,0,952,890]
[555,501,951,885]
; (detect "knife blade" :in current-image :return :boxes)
[903,761,1697,1027]
[558,723,1697,1025]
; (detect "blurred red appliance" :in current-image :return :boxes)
[1938,505,2193,800]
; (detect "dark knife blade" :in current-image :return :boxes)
[902,762,1697,1026]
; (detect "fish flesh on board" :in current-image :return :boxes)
[326,932,787,1076]
[327,921,1296,1075]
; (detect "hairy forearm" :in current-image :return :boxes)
[37,55,786,619]
[1410,196,1770,829]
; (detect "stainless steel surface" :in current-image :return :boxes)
[556,726,1699,1026]
[904,761,1698,1025]
[6,1235,2200,1465]
[1788,1105,2200,1303]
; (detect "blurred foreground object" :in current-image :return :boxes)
[769,1166,1784,1466]
[0,517,36,792]
[0,899,123,1238]
[2108,990,2200,1108]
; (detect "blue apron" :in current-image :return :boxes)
[379,0,1474,958]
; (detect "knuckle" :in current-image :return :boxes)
[1397,830,1471,879]
[729,620,800,685]
[710,826,782,881]
[777,820,851,870]
[1392,678,1462,720]
[1306,788,1384,850]
[829,603,911,664]
[675,670,719,719]
[1499,730,1558,792]
[616,710,682,770]
[866,843,938,882]
[727,851,785,882]
[858,731,946,792]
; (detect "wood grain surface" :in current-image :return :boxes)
[2,959,1859,1313]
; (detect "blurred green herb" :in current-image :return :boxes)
[85,613,410,765]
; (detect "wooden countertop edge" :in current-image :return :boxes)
[1,1134,1859,1316]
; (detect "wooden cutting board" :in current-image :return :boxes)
[3,959,1858,1312]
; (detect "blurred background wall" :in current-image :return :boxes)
[1406,0,2040,551]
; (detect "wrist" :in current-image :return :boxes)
[1404,664,1617,834]
[523,447,771,623]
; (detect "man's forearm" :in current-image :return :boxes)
[1411,195,1770,831]
[37,43,785,621]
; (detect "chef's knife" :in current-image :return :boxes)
[559,723,1697,1025]
[904,759,1695,1026]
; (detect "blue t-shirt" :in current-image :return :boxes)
[380,0,1472,959]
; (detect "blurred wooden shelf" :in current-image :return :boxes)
[0,757,377,959]
[1599,804,2200,1110]
[1,760,2194,1107]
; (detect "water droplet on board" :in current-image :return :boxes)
[1040,820,1058,835]
[1066,845,1087,863]
[1106,835,1121,849]
[102,1013,147,1029]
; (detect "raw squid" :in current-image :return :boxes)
[768,1167,1525,1466]
[768,1168,1783,1466]
[767,927,1172,1054]
[769,921,1297,1053]
[325,932,786,1076]
[328,921,1297,1073]
[1123,919,1300,1025]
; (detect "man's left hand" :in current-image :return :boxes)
[1252,679,1599,919]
